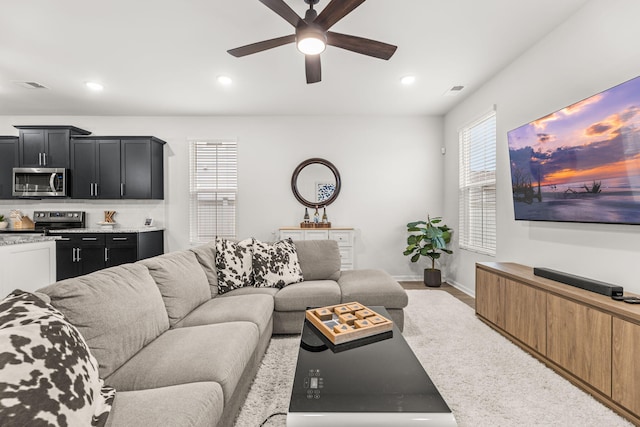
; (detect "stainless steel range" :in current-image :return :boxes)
[33,211,86,233]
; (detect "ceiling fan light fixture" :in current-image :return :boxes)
[296,26,326,55]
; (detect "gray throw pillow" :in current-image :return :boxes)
[253,238,304,289]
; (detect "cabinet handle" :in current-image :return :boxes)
[104,247,109,262]
[90,183,94,197]
[94,183,98,196]
[112,237,128,241]
[120,183,124,197]
[43,152,47,165]
[38,152,43,166]
[58,237,70,241]
[82,237,98,241]
[72,247,76,262]
[76,247,81,262]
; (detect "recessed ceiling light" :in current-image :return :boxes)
[400,75,416,85]
[217,75,233,85]
[85,81,104,91]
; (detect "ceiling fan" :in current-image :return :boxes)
[227,0,397,84]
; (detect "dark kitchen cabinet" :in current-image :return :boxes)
[0,136,18,199]
[15,126,90,168]
[54,234,106,280]
[70,136,165,199]
[70,139,121,198]
[51,230,164,280]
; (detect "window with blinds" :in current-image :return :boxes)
[458,110,497,255]
[189,140,237,243]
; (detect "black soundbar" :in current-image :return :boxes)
[533,267,624,297]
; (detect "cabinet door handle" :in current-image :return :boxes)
[112,237,128,241]
[104,247,109,262]
[72,247,76,262]
[94,183,98,196]
[82,237,98,241]
[120,183,124,197]
[38,152,43,166]
[58,237,70,241]
[43,152,47,165]
[90,183,94,197]
[76,247,82,262]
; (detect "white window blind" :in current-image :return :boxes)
[458,110,497,255]
[189,140,237,243]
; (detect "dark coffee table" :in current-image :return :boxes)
[287,306,457,426]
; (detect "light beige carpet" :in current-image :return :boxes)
[234,290,633,426]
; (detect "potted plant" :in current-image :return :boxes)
[0,214,7,229]
[403,215,453,287]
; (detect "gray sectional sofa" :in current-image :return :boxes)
[31,239,407,426]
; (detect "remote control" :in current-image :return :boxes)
[623,297,640,304]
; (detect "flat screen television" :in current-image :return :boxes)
[507,75,640,224]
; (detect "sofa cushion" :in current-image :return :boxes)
[106,382,223,427]
[338,269,409,308]
[215,237,254,294]
[293,240,341,281]
[190,241,218,298]
[0,290,115,427]
[252,238,304,289]
[174,294,274,335]
[105,322,259,404]
[274,280,341,311]
[141,250,211,327]
[38,263,170,378]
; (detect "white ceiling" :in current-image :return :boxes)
[0,0,589,117]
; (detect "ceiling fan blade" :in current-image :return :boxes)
[305,55,321,84]
[314,0,367,30]
[326,32,397,60]
[259,0,302,27]
[227,34,296,57]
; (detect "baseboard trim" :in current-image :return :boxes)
[448,278,475,297]
[393,275,422,281]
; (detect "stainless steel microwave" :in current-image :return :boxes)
[12,167,67,197]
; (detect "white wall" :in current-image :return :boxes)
[0,115,443,278]
[443,0,640,295]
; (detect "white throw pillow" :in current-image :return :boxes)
[0,290,115,426]
[253,238,304,289]
[215,237,254,294]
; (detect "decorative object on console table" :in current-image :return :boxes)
[0,214,7,229]
[403,215,453,287]
[322,206,328,224]
[303,208,310,224]
[313,205,320,224]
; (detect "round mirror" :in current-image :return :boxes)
[291,158,341,208]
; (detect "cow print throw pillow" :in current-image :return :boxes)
[253,238,304,289]
[0,290,115,427]
[215,237,254,294]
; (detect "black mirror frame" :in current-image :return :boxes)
[291,158,341,208]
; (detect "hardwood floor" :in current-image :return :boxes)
[399,281,475,310]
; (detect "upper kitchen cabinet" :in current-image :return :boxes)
[0,136,18,199]
[121,138,165,199]
[70,136,165,199]
[14,126,91,168]
[70,139,121,198]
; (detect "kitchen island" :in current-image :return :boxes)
[0,235,57,298]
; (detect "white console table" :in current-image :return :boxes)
[279,227,355,270]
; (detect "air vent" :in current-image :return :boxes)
[443,85,465,96]
[13,81,48,89]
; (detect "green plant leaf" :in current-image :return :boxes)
[410,253,420,263]
[407,235,418,245]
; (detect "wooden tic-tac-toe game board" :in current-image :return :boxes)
[305,302,393,345]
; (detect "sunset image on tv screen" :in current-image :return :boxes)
[507,75,640,224]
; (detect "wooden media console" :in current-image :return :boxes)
[476,262,640,425]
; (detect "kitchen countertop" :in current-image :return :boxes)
[0,235,58,247]
[50,227,163,234]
